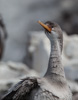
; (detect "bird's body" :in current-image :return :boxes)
[2,77,72,100]
[2,21,72,100]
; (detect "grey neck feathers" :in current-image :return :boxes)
[45,39,65,79]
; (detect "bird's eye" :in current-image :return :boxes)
[52,25,53,28]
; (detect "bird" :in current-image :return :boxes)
[2,21,72,100]
[0,15,7,60]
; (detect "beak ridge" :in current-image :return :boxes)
[38,20,52,33]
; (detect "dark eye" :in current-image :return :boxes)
[50,25,53,28]
[52,25,53,28]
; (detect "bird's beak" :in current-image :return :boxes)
[38,20,52,33]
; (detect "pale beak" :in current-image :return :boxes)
[38,20,52,33]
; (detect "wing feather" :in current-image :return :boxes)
[2,77,38,100]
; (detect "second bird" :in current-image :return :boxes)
[0,15,7,60]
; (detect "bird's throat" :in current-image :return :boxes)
[45,39,65,79]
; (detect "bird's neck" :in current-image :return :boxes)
[45,39,65,79]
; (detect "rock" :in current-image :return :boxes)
[57,0,78,35]
[68,81,78,93]
[28,31,50,76]
[68,80,78,100]
[0,62,29,79]
[64,66,78,81]
[62,33,78,81]
[0,61,38,90]
[63,33,78,60]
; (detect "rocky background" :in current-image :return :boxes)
[0,0,78,100]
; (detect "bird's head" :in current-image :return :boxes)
[38,21,63,41]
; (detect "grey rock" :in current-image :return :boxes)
[0,61,38,91]
[28,31,50,76]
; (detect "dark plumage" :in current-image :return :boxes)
[2,21,72,100]
[0,15,7,59]
[2,77,38,100]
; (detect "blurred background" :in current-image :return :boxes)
[0,0,78,100]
